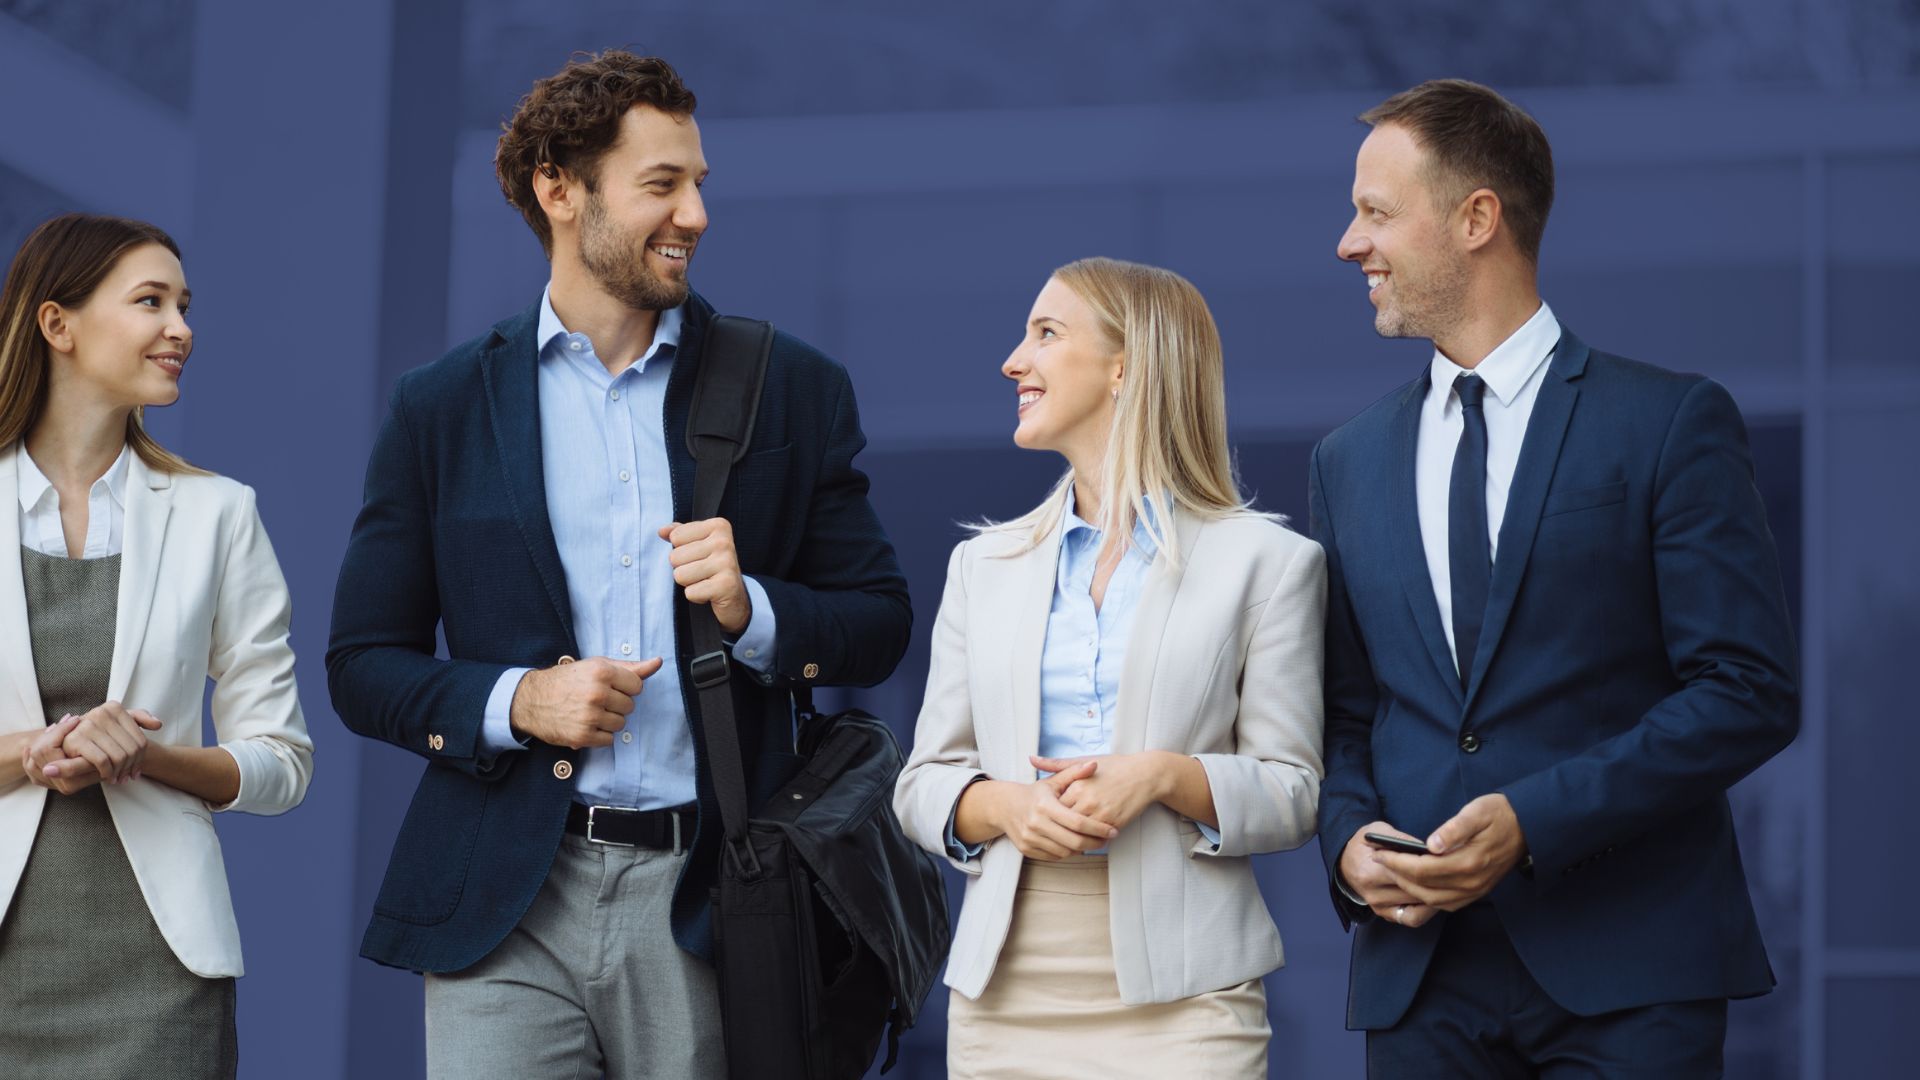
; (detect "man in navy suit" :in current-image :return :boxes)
[327,52,910,1079]
[1310,79,1798,1076]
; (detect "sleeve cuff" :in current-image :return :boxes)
[730,577,778,674]
[206,744,244,813]
[944,778,988,863]
[1194,821,1223,851]
[481,668,534,757]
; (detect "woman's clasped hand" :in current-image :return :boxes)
[20,702,164,793]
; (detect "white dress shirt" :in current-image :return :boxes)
[1415,301,1562,670]
[14,443,131,558]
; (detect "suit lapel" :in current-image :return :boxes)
[1112,512,1198,754]
[0,450,45,731]
[1389,376,1465,707]
[106,455,170,703]
[1462,332,1590,709]
[479,305,575,641]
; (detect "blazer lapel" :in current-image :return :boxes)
[1007,494,1070,779]
[1389,376,1465,707]
[1112,511,1198,754]
[1463,331,1590,709]
[106,455,170,703]
[0,451,46,731]
[479,305,575,640]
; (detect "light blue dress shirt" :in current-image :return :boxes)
[478,287,779,809]
[947,495,1217,858]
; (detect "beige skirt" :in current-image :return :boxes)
[947,855,1270,1079]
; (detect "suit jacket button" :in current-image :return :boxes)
[802,663,820,679]
[1458,732,1481,753]
[553,760,573,780]
[428,734,444,751]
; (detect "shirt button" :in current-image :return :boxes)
[568,340,581,351]
[620,643,633,655]
[609,389,620,401]
[621,731,633,744]
[619,470,630,482]
[743,649,757,659]
[620,555,632,567]
[1086,708,1095,718]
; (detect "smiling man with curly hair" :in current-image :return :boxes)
[327,50,912,1080]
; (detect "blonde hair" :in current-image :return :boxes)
[0,213,206,475]
[975,256,1263,566]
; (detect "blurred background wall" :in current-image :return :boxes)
[2,1,1915,1076]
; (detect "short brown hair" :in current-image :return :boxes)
[1360,79,1554,265]
[495,51,698,256]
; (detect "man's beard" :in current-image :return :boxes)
[1375,250,1468,344]
[579,189,692,312]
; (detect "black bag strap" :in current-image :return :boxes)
[684,315,775,851]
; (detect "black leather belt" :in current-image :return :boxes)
[564,802,694,852]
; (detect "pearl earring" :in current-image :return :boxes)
[1111,388,1119,401]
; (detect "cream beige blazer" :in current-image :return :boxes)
[0,450,312,977]
[894,504,1326,1005]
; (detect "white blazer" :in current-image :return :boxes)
[894,502,1326,1005]
[0,450,312,977]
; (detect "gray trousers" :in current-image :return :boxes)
[425,832,725,1080]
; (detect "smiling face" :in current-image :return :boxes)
[1002,276,1123,462]
[44,242,192,410]
[574,104,709,311]
[1336,123,1469,344]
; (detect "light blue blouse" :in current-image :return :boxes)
[947,494,1217,858]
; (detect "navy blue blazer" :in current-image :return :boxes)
[1309,329,1797,1029]
[326,293,911,973]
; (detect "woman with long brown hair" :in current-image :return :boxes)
[0,213,312,1078]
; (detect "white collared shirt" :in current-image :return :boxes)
[13,442,132,559]
[1415,301,1562,669]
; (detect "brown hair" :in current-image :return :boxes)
[0,213,204,475]
[1360,79,1555,265]
[495,50,698,256]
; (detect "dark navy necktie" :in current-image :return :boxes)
[1448,373,1491,689]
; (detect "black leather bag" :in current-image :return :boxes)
[684,316,950,1079]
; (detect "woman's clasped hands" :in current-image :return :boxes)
[962,752,1192,861]
[20,702,163,794]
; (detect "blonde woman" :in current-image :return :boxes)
[0,214,312,1079]
[893,257,1326,1077]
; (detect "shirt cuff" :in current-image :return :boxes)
[729,577,778,674]
[944,779,988,863]
[481,668,534,756]
[1195,821,1222,851]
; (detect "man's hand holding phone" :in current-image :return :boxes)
[1338,821,1440,928]
[1368,793,1530,916]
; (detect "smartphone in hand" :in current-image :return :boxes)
[1364,831,1431,855]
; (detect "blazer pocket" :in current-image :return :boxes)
[1542,480,1626,518]
[373,772,489,926]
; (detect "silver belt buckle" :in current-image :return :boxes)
[585,805,634,847]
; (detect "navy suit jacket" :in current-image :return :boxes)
[326,293,911,973]
[1309,329,1797,1029]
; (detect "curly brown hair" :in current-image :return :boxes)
[495,51,698,257]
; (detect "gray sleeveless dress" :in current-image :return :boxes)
[0,547,238,1078]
